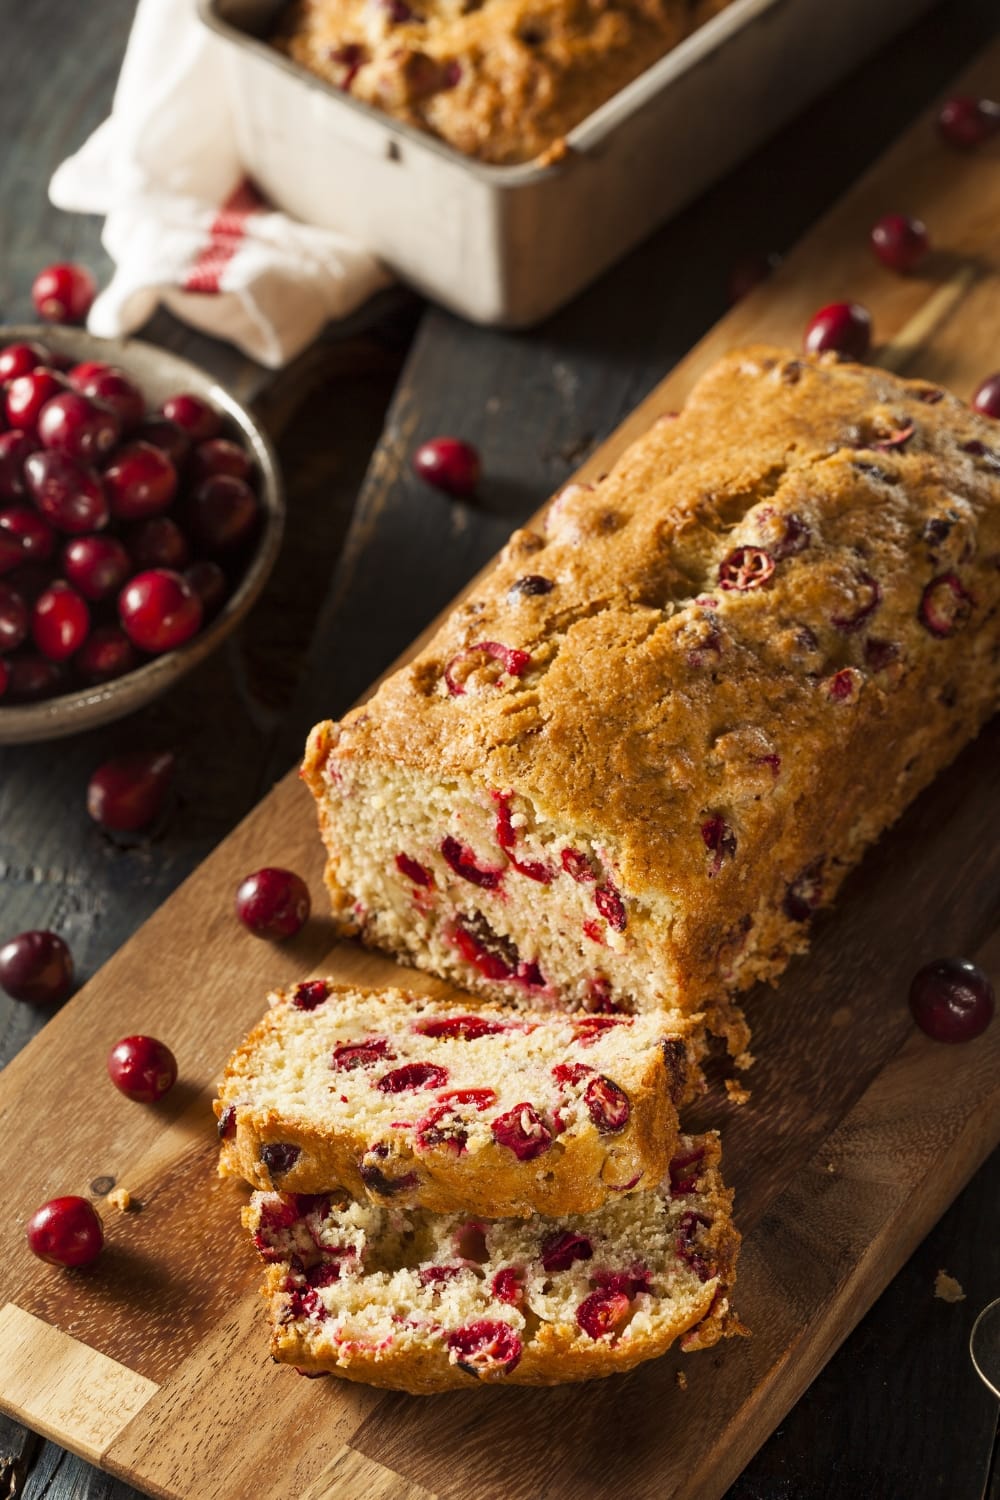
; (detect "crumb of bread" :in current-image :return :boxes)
[733,1051,754,1073]
[675,1370,688,1390]
[934,1270,965,1303]
[108,1188,135,1213]
[826,1162,836,1174]
[725,1079,751,1106]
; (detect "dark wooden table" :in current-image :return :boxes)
[2,2,999,1495]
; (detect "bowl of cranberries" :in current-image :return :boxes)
[0,325,283,742]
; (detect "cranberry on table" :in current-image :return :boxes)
[412,437,481,498]
[104,441,178,521]
[160,392,222,443]
[186,474,258,553]
[0,929,74,1003]
[6,368,68,433]
[0,583,29,653]
[107,1034,178,1102]
[909,957,995,1043]
[0,431,38,502]
[76,624,138,685]
[937,96,1000,150]
[5,652,63,701]
[62,534,131,602]
[32,580,90,661]
[235,867,311,939]
[134,418,191,470]
[118,568,203,653]
[972,374,1000,420]
[870,214,929,275]
[38,390,120,463]
[88,750,176,832]
[189,438,252,484]
[183,559,227,618]
[0,504,55,561]
[31,262,97,324]
[69,366,145,431]
[804,302,872,360]
[24,450,109,534]
[125,516,190,571]
[26,1195,103,1268]
[0,340,50,383]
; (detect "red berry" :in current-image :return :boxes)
[235,867,311,939]
[26,1196,103,1267]
[0,528,23,576]
[87,750,176,832]
[6,369,69,433]
[24,450,109,534]
[804,302,872,360]
[0,504,55,561]
[5,652,63,701]
[376,1062,449,1093]
[185,474,258,553]
[909,958,994,1042]
[38,391,120,463]
[107,1034,178,1102]
[32,580,90,661]
[541,1231,593,1272]
[183,559,227,618]
[125,516,190,571]
[118,569,203,653]
[870,214,929,275]
[159,392,222,443]
[446,1320,522,1378]
[0,929,74,1003]
[69,366,145,431]
[75,624,138,685]
[726,250,781,305]
[62,535,131,601]
[32,263,97,324]
[104,442,178,521]
[331,1036,394,1070]
[576,1289,631,1340]
[491,1103,551,1160]
[189,438,252,483]
[972,374,1000,420]
[937,96,1000,150]
[0,340,51,382]
[0,583,29,652]
[0,431,39,502]
[134,418,191,470]
[584,1075,631,1133]
[68,360,114,387]
[412,437,481,498]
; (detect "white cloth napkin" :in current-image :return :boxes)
[49,0,390,369]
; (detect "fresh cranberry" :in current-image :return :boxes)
[594,884,626,931]
[937,96,1000,150]
[185,474,258,553]
[32,263,97,324]
[909,957,994,1042]
[541,1231,593,1272]
[412,437,481,498]
[189,438,252,483]
[446,1320,522,1378]
[0,528,23,576]
[584,1075,631,1133]
[491,1103,551,1160]
[69,366,145,431]
[804,302,872,360]
[412,1013,505,1039]
[37,392,120,464]
[24,451,109,534]
[104,442,178,521]
[32,581,90,661]
[0,583,28,652]
[440,835,504,890]
[492,1267,523,1306]
[0,929,74,1003]
[552,1062,592,1088]
[718,546,775,591]
[62,535,130,602]
[107,1034,178,1101]
[0,504,55,561]
[76,625,139,684]
[377,1062,448,1093]
[235,867,311,939]
[395,851,434,887]
[0,341,50,382]
[331,1036,394,1070]
[576,1289,630,1340]
[5,653,63,701]
[290,979,330,1011]
[26,1196,103,1267]
[118,569,202,653]
[182,559,228,619]
[0,431,38,501]
[6,369,68,433]
[972,374,1000,419]
[87,750,176,832]
[870,214,929,274]
[918,573,974,637]
[125,516,190,571]
[159,392,222,443]
[259,1143,301,1177]
[726,250,781,305]
[134,417,191,469]
[444,641,532,695]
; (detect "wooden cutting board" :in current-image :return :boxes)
[3,41,1000,1500]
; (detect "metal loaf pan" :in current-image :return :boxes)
[200,0,934,328]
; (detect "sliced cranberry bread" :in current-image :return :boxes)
[303,347,1000,1032]
[245,1130,740,1393]
[216,979,701,1217]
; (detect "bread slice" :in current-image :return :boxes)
[244,1130,742,1393]
[216,980,703,1217]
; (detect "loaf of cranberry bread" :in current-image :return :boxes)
[303,347,1000,1029]
[271,0,734,165]
[245,1130,740,1392]
[216,979,701,1217]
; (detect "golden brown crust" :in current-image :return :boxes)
[272,0,734,166]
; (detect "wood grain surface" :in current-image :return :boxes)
[3,27,1000,1499]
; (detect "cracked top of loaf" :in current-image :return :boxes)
[315,347,1000,954]
[271,0,733,164]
